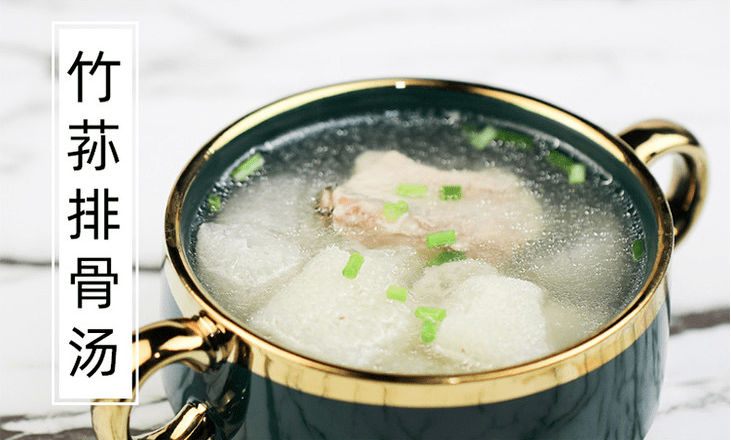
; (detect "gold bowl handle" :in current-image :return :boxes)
[619,120,708,246]
[92,315,235,440]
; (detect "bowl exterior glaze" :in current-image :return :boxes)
[161,282,668,440]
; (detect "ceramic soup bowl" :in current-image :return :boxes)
[92,79,707,440]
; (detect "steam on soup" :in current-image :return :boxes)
[191,110,647,375]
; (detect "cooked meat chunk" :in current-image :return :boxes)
[318,151,543,263]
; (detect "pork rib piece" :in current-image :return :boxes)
[318,151,543,263]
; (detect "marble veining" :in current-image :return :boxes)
[0,0,728,438]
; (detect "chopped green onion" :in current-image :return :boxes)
[426,230,456,248]
[207,194,221,213]
[465,124,534,150]
[383,200,409,221]
[415,307,447,322]
[440,185,462,201]
[547,150,574,170]
[495,129,533,148]
[461,123,478,135]
[342,252,365,279]
[568,163,586,185]
[386,285,408,302]
[416,307,447,342]
[547,150,586,185]
[426,250,466,267]
[231,152,264,182]
[397,184,428,198]
[383,203,398,221]
[468,125,498,150]
[420,319,438,343]
[632,239,645,261]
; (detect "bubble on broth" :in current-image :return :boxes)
[192,110,647,374]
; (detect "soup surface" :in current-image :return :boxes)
[191,110,647,375]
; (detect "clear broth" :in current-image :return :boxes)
[191,109,647,374]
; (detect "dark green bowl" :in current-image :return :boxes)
[91,79,708,440]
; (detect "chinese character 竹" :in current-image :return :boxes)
[67,50,121,103]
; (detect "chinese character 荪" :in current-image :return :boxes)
[69,327,117,377]
[67,50,121,102]
[70,257,118,308]
[67,188,120,240]
[68,119,120,171]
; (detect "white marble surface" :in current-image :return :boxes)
[0,1,728,439]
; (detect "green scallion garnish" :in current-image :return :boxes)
[415,307,447,322]
[383,206,398,221]
[440,185,462,201]
[467,125,498,150]
[383,200,409,221]
[231,152,264,182]
[342,252,365,279]
[426,230,456,248]
[397,184,428,198]
[546,150,573,170]
[568,163,586,185]
[461,123,478,135]
[207,194,221,213]
[632,239,645,261]
[420,319,438,343]
[464,124,534,150]
[495,129,533,148]
[426,250,466,267]
[386,285,408,302]
[546,150,586,185]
